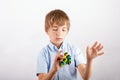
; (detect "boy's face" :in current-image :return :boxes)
[47,23,68,47]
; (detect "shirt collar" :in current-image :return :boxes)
[48,41,65,52]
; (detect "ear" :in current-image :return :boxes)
[46,31,48,35]
[46,30,50,36]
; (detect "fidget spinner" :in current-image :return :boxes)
[60,52,71,66]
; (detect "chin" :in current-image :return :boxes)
[56,41,63,45]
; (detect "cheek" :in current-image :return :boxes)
[63,32,68,37]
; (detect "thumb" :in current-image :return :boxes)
[57,50,63,58]
[57,50,63,55]
[55,50,63,60]
[86,46,90,54]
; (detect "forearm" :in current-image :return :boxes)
[84,60,93,80]
[39,68,57,80]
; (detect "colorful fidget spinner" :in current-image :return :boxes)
[60,52,71,66]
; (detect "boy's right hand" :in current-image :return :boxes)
[52,50,63,72]
[38,51,64,80]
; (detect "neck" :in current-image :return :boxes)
[51,41,63,49]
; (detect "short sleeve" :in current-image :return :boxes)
[36,49,48,76]
[74,47,86,67]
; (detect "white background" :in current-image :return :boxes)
[0,0,120,80]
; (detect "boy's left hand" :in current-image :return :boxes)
[86,41,104,61]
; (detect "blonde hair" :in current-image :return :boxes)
[45,9,70,32]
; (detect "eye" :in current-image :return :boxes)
[62,28,67,31]
[62,29,66,31]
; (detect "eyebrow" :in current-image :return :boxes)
[52,27,67,30]
[52,26,67,28]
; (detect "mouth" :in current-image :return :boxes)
[56,38,63,40]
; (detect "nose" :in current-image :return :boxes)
[56,30,62,36]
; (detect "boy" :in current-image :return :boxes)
[36,9,104,80]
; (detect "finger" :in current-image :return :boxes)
[98,45,104,51]
[92,41,98,49]
[57,50,63,58]
[59,55,64,60]
[56,50,62,57]
[59,54,64,57]
[98,52,104,56]
[55,51,62,60]
[57,51,64,60]
[96,43,101,50]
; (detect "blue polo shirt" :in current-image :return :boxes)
[36,41,86,80]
